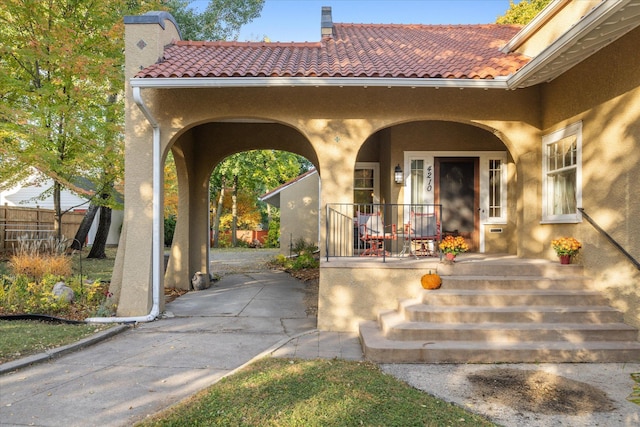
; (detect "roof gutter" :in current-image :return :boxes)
[85,86,162,324]
[129,76,510,90]
[505,0,632,88]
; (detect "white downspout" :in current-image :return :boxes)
[86,86,161,323]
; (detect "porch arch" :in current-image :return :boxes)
[353,119,528,254]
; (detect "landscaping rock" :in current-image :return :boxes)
[52,282,74,303]
[191,272,210,291]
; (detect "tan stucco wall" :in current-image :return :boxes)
[279,173,320,254]
[114,15,181,315]
[535,25,640,330]
[318,259,442,331]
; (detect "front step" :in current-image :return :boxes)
[360,321,640,363]
[399,301,624,324]
[360,258,640,363]
[382,319,639,342]
[420,289,609,307]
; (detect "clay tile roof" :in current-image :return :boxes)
[135,23,530,80]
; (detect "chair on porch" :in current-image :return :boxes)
[357,211,397,256]
[402,211,441,257]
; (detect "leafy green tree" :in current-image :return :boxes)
[497,0,552,25]
[164,0,264,40]
[210,150,313,247]
[0,0,158,241]
[0,0,262,251]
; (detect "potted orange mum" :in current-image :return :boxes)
[439,235,469,262]
[551,237,581,264]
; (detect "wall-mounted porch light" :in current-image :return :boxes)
[394,164,403,184]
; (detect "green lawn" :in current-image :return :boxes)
[0,320,111,364]
[138,358,496,427]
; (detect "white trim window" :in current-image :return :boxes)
[542,121,582,223]
[354,162,380,206]
[487,157,507,223]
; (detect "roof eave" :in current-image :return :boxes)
[130,76,511,90]
[500,0,571,54]
[506,0,640,89]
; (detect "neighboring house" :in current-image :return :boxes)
[0,170,123,246]
[259,169,320,254]
[116,1,640,343]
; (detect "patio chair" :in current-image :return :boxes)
[402,211,441,257]
[357,211,397,256]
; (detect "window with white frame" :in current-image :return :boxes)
[542,122,582,223]
[410,159,426,205]
[488,159,504,220]
[353,163,379,208]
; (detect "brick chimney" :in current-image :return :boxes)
[321,6,333,38]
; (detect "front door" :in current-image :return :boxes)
[435,157,479,250]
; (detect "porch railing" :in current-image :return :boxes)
[325,203,443,262]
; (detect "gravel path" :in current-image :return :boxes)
[210,248,279,276]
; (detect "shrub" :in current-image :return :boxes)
[291,237,317,255]
[265,218,280,248]
[291,252,319,270]
[164,215,176,247]
[0,235,112,319]
[269,240,319,271]
[8,235,72,281]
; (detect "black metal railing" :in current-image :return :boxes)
[578,208,640,270]
[325,203,443,262]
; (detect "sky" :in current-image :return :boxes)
[221,0,517,42]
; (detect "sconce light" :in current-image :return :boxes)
[394,164,403,184]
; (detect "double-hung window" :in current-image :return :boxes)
[542,121,582,223]
[354,163,379,213]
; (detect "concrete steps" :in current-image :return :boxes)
[360,259,640,363]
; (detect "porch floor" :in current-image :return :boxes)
[322,253,559,270]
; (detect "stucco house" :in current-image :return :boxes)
[112,1,640,362]
[259,169,320,255]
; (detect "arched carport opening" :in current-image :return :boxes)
[164,120,320,291]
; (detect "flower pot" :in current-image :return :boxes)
[559,254,571,265]
[445,253,456,262]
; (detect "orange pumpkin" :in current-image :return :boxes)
[421,271,442,290]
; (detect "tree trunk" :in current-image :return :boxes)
[212,177,225,248]
[69,203,99,250]
[87,206,111,259]
[53,181,63,241]
[232,174,238,247]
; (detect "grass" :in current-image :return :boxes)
[0,320,112,364]
[630,373,640,405]
[137,358,496,427]
[69,246,118,281]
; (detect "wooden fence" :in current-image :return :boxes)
[0,205,85,253]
